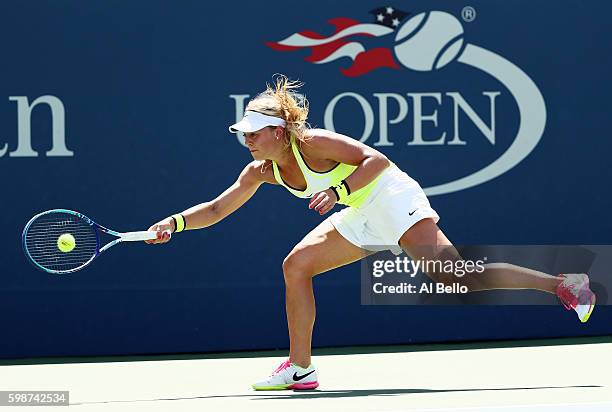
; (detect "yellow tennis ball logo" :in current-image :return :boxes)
[57,233,76,253]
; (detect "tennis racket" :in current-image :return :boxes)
[22,209,158,274]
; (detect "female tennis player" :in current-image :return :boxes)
[146,76,596,391]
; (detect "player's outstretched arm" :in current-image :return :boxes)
[146,161,270,244]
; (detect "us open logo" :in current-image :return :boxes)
[231,7,547,196]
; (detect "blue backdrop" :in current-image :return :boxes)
[1,0,611,358]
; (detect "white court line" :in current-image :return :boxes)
[394,401,612,412]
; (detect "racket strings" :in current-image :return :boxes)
[24,212,98,273]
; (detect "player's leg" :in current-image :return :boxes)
[283,218,371,368]
[398,218,595,321]
[252,218,371,390]
[399,218,561,292]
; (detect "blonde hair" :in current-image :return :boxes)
[246,75,310,147]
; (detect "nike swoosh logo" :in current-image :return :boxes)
[409,209,418,216]
[293,370,315,381]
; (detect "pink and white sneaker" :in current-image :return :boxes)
[252,359,319,390]
[556,273,596,323]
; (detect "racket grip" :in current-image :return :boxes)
[120,231,159,241]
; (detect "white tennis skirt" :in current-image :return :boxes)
[328,164,439,255]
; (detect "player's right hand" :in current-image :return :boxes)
[145,219,174,244]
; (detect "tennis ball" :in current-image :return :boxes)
[57,233,76,253]
[394,11,464,71]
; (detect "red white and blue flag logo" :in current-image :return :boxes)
[266,7,410,77]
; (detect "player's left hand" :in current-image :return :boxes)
[308,188,337,215]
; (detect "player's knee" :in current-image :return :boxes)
[282,252,314,284]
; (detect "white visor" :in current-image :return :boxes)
[228,111,286,133]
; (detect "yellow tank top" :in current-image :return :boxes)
[271,138,384,208]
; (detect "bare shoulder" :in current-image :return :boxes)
[300,128,388,166]
[304,128,362,146]
[240,160,277,185]
[304,128,342,141]
[301,128,369,159]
